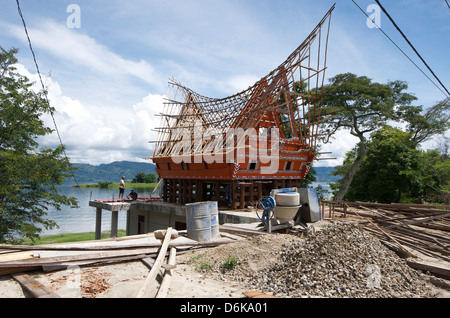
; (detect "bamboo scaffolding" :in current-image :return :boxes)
[151,5,335,161]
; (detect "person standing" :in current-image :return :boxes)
[119,176,125,200]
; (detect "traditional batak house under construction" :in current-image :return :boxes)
[151,5,335,209]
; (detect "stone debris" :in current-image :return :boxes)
[185,222,437,298]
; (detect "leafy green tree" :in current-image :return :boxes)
[415,149,450,203]
[0,47,77,243]
[350,127,420,203]
[397,97,450,147]
[319,73,417,200]
[131,172,157,183]
[331,126,449,204]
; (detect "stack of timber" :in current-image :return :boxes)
[0,230,237,276]
[0,225,262,298]
[322,200,450,279]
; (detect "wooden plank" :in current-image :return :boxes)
[12,273,61,298]
[406,259,450,279]
[0,237,227,251]
[156,247,177,298]
[142,257,176,271]
[136,228,173,298]
[243,291,277,298]
[0,248,159,268]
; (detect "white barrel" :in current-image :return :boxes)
[275,192,300,206]
[209,201,220,239]
[185,201,220,242]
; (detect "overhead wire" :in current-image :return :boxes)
[351,0,449,98]
[15,0,88,196]
[375,0,449,96]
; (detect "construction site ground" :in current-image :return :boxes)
[1,211,450,299]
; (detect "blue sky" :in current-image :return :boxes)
[1,0,449,166]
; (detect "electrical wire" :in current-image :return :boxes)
[375,0,449,96]
[351,0,449,98]
[15,0,88,196]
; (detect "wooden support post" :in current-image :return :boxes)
[111,210,118,238]
[162,179,167,202]
[257,181,262,202]
[240,183,245,209]
[95,207,102,240]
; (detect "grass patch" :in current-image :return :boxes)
[73,182,157,189]
[22,230,127,245]
[222,257,240,272]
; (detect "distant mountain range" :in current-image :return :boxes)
[313,166,340,183]
[68,161,157,185]
[65,161,338,185]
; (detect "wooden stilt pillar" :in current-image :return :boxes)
[240,183,245,209]
[111,210,118,238]
[95,207,102,240]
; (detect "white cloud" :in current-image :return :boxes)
[5,20,161,90]
[14,63,164,165]
[315,130,359,167]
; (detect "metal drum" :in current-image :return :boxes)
[185,201,220,242]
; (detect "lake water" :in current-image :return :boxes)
[40,182,332,236]
[40,185,156,236]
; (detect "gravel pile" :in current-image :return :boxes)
[186,222,437,298]
[245,223,435,297]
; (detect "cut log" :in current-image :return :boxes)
[12,273,60,298]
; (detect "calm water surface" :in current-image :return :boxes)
[40,185,155,236]
[41,182,331,236]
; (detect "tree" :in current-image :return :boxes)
[396,97,450,147]
[131,172,157,183]
[331,127,449,204]
[415,149,450,204]
[319,73,417,200]
[352,127,420,203]
[0,47,77,243]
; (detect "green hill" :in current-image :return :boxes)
[67,161,156,185]
[312,166,339,183]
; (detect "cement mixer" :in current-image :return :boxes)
[256,187,321,232]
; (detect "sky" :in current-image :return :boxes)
[1,0,449,167]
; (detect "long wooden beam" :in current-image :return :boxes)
[136,227,173,298]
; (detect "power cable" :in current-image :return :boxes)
[375,0,449,96]
[15,0,88,196]
[351,0,449,98]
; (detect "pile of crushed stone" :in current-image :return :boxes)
[183,222,437,298]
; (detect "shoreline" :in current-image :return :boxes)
[72,182,157,189]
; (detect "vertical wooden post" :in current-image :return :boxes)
[240,183,245,209]
[95,207,102,240]
[257,181,262,202]
[111,210,118,238]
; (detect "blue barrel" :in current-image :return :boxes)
[185,201,220,242]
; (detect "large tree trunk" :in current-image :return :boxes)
[334,141,368,201]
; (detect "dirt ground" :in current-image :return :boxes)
[1,220,449,299]
[0,254,251,298]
